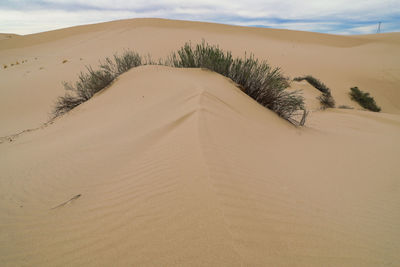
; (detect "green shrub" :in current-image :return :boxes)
[338,105,353,109]
[53,42,306,125]
[168,41,305,123]
[293,75,329,94]
[294,75,335,108]
[53,51,142,117]
[100,50,142,76]
[349,87,381,112]
[318,92,335,109]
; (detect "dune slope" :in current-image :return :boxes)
[1,66,400,266]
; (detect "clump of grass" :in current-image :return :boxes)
[338,105,354,109]
[16,61,20,65]
[53,50,142,117]
[53,42,306,125]
[3,64,7,69]
[11,63,14,66]
[317,92,335,109]
[294,75,329,94]
[349,87,381,112]
[100,50,142,76]
[168,41,305,123]
[294,75,335,109]
[62,59,68,64]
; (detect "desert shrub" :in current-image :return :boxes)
[3,65,7,69]
[294,75,335,108]
[53,42,306,125]
[100,50,142,76]
[349,87,381,112]
[168,42,234,76]
[62,59,68,64]
[338,105,353,109]
[53,94,86,117]
[317,92,335,109]
[53,50,142,117]
[168,41,305,123]
[294,75,330,94]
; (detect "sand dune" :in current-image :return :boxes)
[1,19,400,266]
[0,34,19,41]
[1,18,400,136]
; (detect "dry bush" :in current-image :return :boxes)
[168,41,305,123]
[294,75,335,109]
[53,51,142,117]
[349,87,381,112]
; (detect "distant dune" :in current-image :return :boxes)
[0,33,19,40]
[1,18,399,266]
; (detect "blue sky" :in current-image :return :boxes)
[1,0,399,35]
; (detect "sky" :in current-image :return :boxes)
[1,0,399,35]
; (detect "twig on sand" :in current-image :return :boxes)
[51,194,81,210]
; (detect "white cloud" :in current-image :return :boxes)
[0,0,399,34]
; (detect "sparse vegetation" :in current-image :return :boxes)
[100,50,142,76]
[53,51,142,117]
[349,87,381,112]
[54,42,306,125]
[338,105,354,109]
[317,92,335,109]
[62,59,68,64]
[3,65,7,69]
[294,75,335,109]
[168,41,305,123]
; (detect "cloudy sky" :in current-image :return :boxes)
[1,0,399,35]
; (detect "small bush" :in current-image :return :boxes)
[3,65,7,69]
[294,76,329,94]
[349,87,381,112]
[53,94,86,117]
[338,105,353,109]
[62,59,68,64]
[100,50,142,76]
[294,75,335,108]
[53,50,142,117]
[168,41,305,123]
[53,42,306,125]
[318,92,335,109]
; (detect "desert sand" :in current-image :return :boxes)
[0,18,399,266]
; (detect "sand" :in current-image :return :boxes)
[1,18,399,266]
